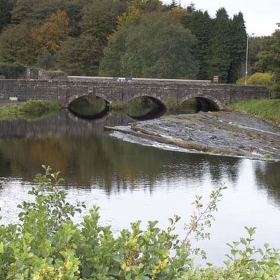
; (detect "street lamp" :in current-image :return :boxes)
[245,33,255,85]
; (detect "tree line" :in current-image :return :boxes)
[0,0,279,86]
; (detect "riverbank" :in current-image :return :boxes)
[106,111,280,161]
[0,100,60,120]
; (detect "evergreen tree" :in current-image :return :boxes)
[0,0,13,33]
[207,8,231,83]
[187,10,213,79]
[227,12,247,83]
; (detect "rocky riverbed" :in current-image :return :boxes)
[106,111,280,161]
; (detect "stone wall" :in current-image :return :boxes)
[0,79,270,109]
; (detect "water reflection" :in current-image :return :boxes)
[0,110,241,192]
[0,111,280,266]
[254,161,280,207]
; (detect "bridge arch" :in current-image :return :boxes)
[67,93,110,106]
[182,94,223,112]
[125,95,166,120]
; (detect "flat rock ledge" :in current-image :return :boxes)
[105,111,280,162]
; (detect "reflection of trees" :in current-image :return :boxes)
[254,161,280,206]
[0,113,242,194]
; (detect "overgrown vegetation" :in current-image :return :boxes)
[236,72,273,86]
[0,62,25,79]
[0,100,60,120]
[0,166,279,279]
[229,99,280,126]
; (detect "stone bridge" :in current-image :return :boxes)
[0,77,270,110]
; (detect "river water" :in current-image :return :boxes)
[0,109,279,266]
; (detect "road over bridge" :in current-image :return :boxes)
[0,77,270,110]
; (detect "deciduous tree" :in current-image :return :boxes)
[0,22,38,64]
[100,15,199,79]
[31,9,71,53]
[55,35,103,76]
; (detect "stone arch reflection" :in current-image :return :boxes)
[125,96,166,120]
[68,95,110,119]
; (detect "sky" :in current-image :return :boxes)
[167,0,280,36]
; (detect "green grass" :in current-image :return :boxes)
[0,100,60,120]
[228,99,280,126]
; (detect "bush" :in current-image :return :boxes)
[0,62,25,79]
[0,166,279,279]
[236,72,273,86]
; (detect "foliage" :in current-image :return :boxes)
[229,99,280,126]
[236,72,273,86]
[0,62,25,79]
[37,50,56,70]
[0,22,38,64]
[207,8,231,83]
[80,0,125,45]
[0,166,280,279]
[227,12,247,83]
[55,35,103,76]
[185,10,213,80]
[0,0,13,33]
[101,15,199,79]
[32,10,71,54]
[118,0,162,28]
[0,100,60,120]
[0,0,274,80]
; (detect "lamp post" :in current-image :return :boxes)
[245,33,254,85]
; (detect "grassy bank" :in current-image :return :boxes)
[228,99,280,126]
[0,100,60,120]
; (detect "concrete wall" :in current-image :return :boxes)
[0,79,270,109]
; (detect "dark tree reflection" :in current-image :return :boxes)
[254,161,280,206]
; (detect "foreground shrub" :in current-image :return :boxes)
[0,166,279,279]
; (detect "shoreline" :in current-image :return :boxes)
[105,111,280,162]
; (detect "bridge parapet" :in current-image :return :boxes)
[0,78,270,109]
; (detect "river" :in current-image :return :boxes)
[0,109,279,266]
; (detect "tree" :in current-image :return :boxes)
[186,10,213,80]
[55,35,103,76]
[207,8,231,83]
[0,22,38,64]
[256,36,276,73]
[80,0,126,45]
[0,0,13,33]
[227,12,247,83]
[100,15,199,79]
[37,49,56,70]
[167,7,190,25]
[31,9,71,54]
[99,28,127,77]
[118,0,162,28]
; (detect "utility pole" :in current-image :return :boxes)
[245,33,255,85]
